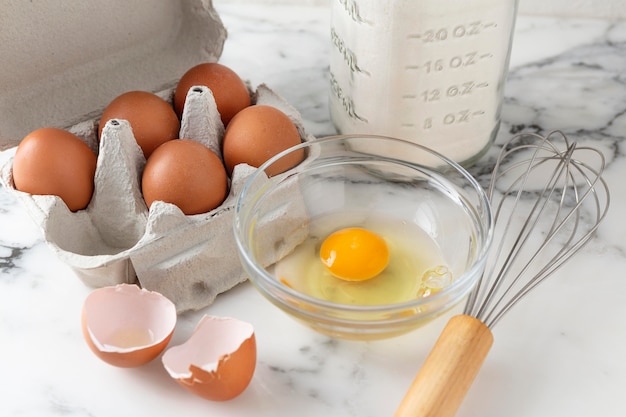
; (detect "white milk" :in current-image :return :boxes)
[329,0,519,165]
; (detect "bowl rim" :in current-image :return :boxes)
[233,134,494,316]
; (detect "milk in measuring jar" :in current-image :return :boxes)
[329,0,519,165]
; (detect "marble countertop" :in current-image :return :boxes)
[2,2,625,416]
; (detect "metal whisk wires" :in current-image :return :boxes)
[464,131,610,328]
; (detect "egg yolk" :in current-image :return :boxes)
[319,227,389,281]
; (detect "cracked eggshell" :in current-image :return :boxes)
[162,315,256,401]
[81,284,177,368]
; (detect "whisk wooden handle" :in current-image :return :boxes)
[394,314,494,417]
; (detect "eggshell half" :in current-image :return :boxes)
[162,315,256,401]
[81,284,177,368]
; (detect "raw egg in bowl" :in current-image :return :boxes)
[233,135,493,340]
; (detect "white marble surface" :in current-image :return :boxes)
[1,3,626,416]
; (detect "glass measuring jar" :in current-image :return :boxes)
[329,0,519,166]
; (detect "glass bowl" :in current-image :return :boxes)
[233,135,493,340]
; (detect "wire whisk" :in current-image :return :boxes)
[466,130,610,328]
[394,131,610,417]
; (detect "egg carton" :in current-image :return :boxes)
[0,84,311,312]
[0,0,312,312]
[0,0,228,143]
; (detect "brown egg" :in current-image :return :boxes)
[142,139,228,215]
[174,63,251,125]
[12,127,97,212]
[81,284,177,368]
[162,315,256,401]
[222,105,304,177]
[99,91,180,159]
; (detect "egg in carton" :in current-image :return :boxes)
[0,82,312,313]
[0,0,315,312]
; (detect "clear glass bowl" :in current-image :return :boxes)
[233,135,493,340]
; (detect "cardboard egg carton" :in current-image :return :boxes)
[0,0,311,312]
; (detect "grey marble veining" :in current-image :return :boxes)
[1,3,625,417]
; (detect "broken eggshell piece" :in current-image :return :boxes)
[81,284,177,368]
[162,315,256,401]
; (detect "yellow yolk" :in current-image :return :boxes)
[319,227,390,281]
